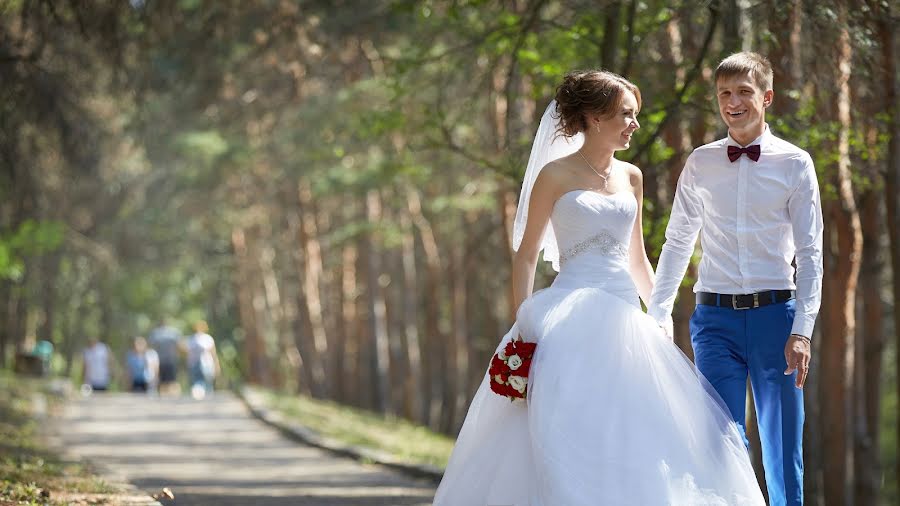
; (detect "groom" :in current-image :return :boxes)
[647,52,823,506]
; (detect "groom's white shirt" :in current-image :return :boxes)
[647,124,823,338]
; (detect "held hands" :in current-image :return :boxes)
[659,315,674,341]
[784,334,812,389]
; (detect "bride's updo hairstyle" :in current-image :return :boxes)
[554,70,642,137]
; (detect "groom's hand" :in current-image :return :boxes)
[784,334,812,389]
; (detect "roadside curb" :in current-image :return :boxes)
[235,385,444,484]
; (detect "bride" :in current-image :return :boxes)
[431,70,765,505]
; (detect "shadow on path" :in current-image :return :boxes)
[58,392,436,506]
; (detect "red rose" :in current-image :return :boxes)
[518,342,537,355]
[499,383,518,398]
[489,338,537,401]
[516,361,531,377]
[489,356,505,375]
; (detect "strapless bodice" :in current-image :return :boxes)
[549,190,639,300]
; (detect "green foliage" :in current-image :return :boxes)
[770,92,889,201]
[175,130,230,164]
[0,220,64,281]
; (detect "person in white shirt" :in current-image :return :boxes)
[82,337,112,392]
[186,320,219,399]
[647,52,823,506]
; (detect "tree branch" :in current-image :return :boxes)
[625,3,720,166]
[503,0,549,150]
[422,121,507,174]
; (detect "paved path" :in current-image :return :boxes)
[57,392,437,506]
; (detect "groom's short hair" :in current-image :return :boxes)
[715,52,773,92]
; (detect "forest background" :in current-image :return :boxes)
[1,1,897,504]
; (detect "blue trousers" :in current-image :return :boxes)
[690,298,803,506]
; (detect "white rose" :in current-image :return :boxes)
[507,354,523,371]
[508,375,527,393]
[497,348,507,360]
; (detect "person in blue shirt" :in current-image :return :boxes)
[126,336,158,393]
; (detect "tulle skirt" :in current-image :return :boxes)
[432,283,765,506]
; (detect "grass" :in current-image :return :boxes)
[0,370,123,505]
[880,344,897,506]
[251,386,455,469]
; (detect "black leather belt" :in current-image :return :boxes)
[696,290,795,310]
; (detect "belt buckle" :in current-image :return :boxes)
[732,293,759,310]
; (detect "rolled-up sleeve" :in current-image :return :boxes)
[787,154,823,338]
[647,155,704,323]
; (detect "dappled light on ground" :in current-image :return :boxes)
[57,393,435,505]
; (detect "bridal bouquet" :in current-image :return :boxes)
[489,337,537,401]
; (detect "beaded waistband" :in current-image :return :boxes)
[559,231,629,265]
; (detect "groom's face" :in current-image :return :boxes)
[716,72,772,140]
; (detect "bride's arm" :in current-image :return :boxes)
[626,165,655,307]
[512,168,559,311]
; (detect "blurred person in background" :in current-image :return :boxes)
[148,317,182,395]
[186,320,219,400]
[81,337,111,392]
[126,336,159,393]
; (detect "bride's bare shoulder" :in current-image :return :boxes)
[535,155,580,189]
[615,159,643,187]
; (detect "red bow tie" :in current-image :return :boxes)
[727,144,761,162]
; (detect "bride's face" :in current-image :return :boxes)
[589,91,640,151]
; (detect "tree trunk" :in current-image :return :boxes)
[339,230,360,406]
[767,0,801,118]
[399,208,424,422]
[257,240,295,391]
[854,188,883,506]
[619,0,638,77]
[873,3,899,493]
[490,61,522,325]
[382,194,409,417]
[61,283,81,378]
[0,280,10,367]
[445,223,470,433]
[721,0,742,54]
[407,189,446,428]
[9,278,28,355]
[819,16,861,505]
[284,207,314,396]
[296,180,329,398]
[364,188,392,415]
[231,227,268,386]
[498,182,518,324]
[600,1,622,70]
[36,252,61,346]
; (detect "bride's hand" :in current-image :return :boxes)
[659,315,674,340]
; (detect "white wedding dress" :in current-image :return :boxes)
[432,189,765,506]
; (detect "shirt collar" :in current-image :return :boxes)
[726,123,771,149]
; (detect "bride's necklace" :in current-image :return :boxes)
[577,150,613,191]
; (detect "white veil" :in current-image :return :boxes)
[512,100,584,271]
